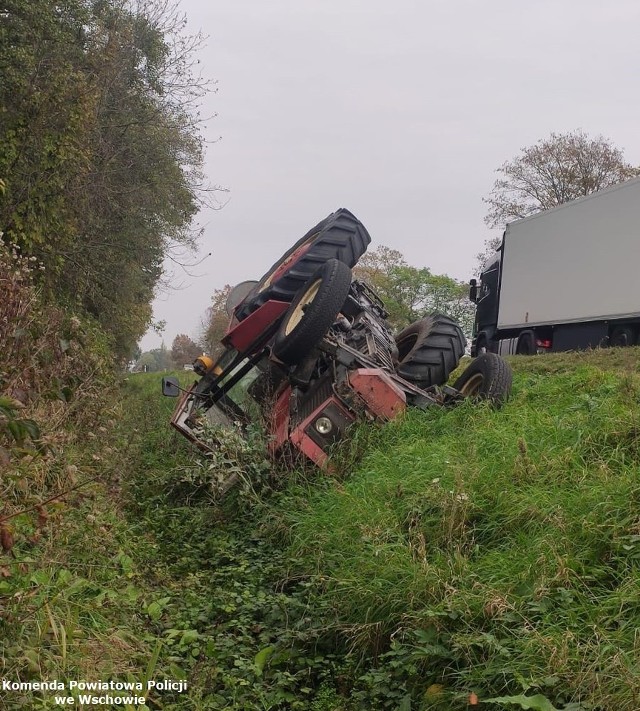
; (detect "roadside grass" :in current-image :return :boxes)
[0,388,170,709]
[272,348,640,709]
[4,349,640,710]
[3,370,342,710]
[117,373,352,710]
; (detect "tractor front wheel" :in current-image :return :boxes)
[272,259,352,365]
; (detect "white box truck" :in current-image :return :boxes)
[469,177,640,355]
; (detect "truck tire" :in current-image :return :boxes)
[453,353,512,406]
[516,330,536,355]
[609,326,636,347]
[235,209,370,321]
[394,314,466,388]
[272,259,352,365]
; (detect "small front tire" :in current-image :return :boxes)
[453,353,512,406]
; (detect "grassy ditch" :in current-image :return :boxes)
[0,374,190,710]
[272,348,640,710]
[2,349,640,710]
[2,372,345,710]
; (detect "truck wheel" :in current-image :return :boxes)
[516,330,536,355]
[235,209,370,321]
[395,314,466,388]
[272,259,352,365]
[610,326,635,347]
[453,353,512,406]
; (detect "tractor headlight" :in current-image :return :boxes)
[314,416,333,435]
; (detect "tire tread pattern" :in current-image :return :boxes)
[395,314,466,388]
[236,209,369,320]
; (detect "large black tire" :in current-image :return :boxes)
[453,353,512,406]
[235,208,369,321]
[609,326,636,347]
[516,330,536,355]
[272,259,352,365]
[395,314,466,388]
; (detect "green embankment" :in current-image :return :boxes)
[2,349,640,710]
[276,349,640,709]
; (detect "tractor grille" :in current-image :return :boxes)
[366,327,396,370]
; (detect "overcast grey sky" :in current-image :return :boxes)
[140,0,640,352]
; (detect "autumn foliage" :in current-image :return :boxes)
[0,0,207,359]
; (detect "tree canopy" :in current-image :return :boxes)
[0,0,208,359]
[170,333,201,366]
[135,344,173,372]
[200,285,233,357]
[353,246,475,338]
[483,130,639,229]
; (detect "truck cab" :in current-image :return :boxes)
[470,253,501,356]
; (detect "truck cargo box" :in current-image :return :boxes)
[497,177,640,330]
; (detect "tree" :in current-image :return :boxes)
[353,246,475,338]
[136,351,161,372]
[484,130,639,228]
[200,285,232,356]
[0,0,210,359]
[474,236,503,274]
[136,343,173,372]
[171,333,200,366]
[353,245,407,285]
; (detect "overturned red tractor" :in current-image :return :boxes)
[163,209,512,469]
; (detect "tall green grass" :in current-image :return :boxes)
[277,349,640,709]
[7,353,640,710]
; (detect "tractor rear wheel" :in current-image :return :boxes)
[235,208,369,320]
[395,314,466,388]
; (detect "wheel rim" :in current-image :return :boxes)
[258,233,318,293]
[284,279,321,335]
[458,372,484,397]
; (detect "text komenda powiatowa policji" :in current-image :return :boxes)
[2,678,186,705]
